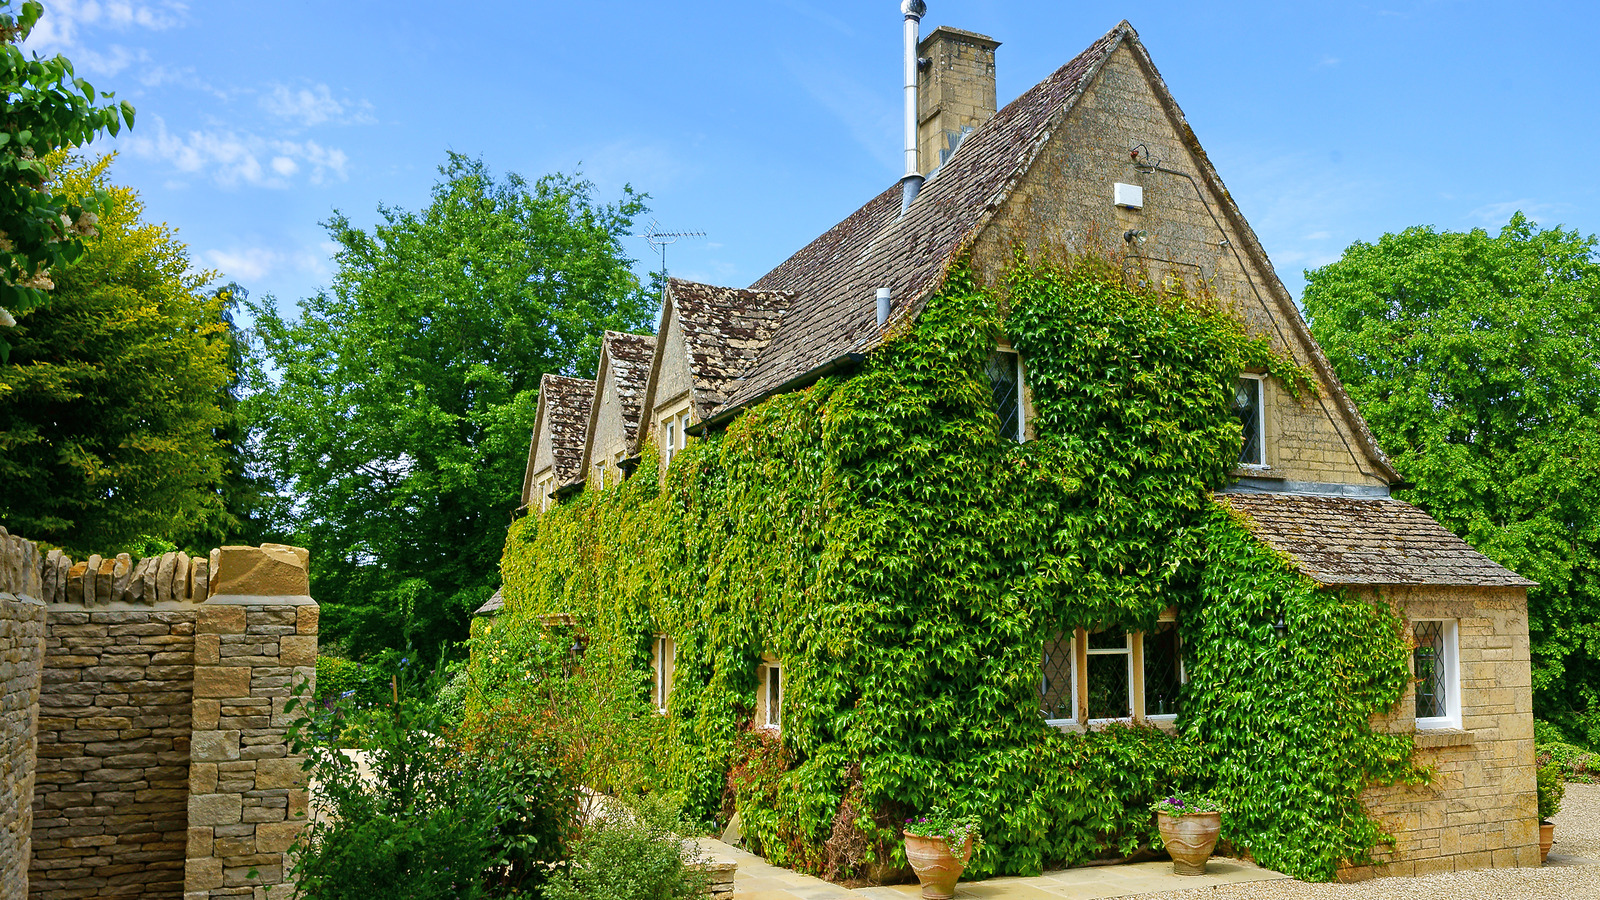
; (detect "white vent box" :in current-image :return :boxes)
[1114,182,1144,209]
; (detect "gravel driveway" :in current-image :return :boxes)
[1138,782,1599,900]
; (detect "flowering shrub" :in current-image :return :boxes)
[902,807,982,853]
[1150,791,1224,817]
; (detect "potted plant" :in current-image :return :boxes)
[1537,759,1565,863]
[1151,792,1224,875]
[902,808,980,900]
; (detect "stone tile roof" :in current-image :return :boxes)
[724,22,1128,410]
[541,373,594,486]
[604,331,657,446]
[474,588,503,617]
[668,279,793,420]
[1217,492,1535,588]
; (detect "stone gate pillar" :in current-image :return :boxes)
[184,546,316,900]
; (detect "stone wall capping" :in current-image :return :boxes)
[204,595,317,607]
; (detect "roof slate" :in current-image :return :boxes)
[1217,492,1534,588]
[727,23,1127,410]
[603,331,657,446]
[541,373,594,486]
[474,588,504,618]
[668,279,793,420]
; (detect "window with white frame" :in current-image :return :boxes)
[535,473,555,512]
[593,460,606,491]
[1233,376,1265,467]
[1413,619,1460,729]
[651,634,676,713]
[1085,630,1133,721]
[660,409,691,470]
[759,661,782,729]
[1041,626,1184,727]
[1039,632,1077,725]
[987,350,1025,442]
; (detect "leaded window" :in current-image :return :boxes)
[1085,631,1132,720]
[1234,377,1264,466]
[652,635,675,713]
[1413,620,1457,725]
[1144,624,1184,718]
[1040,632,1076,723]
[763,663,782,728]
[988,350,1023,442]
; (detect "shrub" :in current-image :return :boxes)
[543,794,711,900]
[286,675,578,899]
[1537,741,1597,784]
[1536,759,1566,822]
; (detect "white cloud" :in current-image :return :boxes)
[124,115,350,188]
[25,0,186,55]
[1467,199,1569,228]
[203,244,329,282]
[261,83,375,128]
[1304,230,1332,241]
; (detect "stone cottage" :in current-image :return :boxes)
[511,17,1538,879]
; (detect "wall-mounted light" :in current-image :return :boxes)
[1123,229,1148,245]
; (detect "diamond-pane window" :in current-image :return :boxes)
[1040,632,1076,723]
[1414,621,1446,720]
[1085,632,1132,720]
[988,350,1023,442]
[1144,624,1183,718]
[1234,377,1263,466]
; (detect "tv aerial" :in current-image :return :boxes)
[640,219,706,279]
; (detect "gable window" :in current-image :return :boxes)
[536,474,555,512]
[593,461,607,490]
[987,350,1025,442]
[1039,632,1077,726]
[758,660,782,729]
[1413,619,1460,730]
[660,409,691,470]
[1234,376,1265,467]
[651,634,676,714]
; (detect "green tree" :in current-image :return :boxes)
[248,153,653,666]
[0,0,134,356]
[1303,213,1600,744]
[0,154,230,554]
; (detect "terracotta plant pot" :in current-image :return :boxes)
[1156,811,1222,875]
[1540,820,1555,863]
[904,833,974,900]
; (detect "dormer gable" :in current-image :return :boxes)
[632,279,791,459]
[579,331,656,489]
[520,373,593,512]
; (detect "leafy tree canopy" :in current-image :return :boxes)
[0,153,230,554]
[1303,213,1600,743]
[247,152,654,666]
[0,1,134,355]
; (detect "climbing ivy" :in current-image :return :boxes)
[469,255,1422,882]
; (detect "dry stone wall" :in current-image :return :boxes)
[0,532,314,900]
[0,530,47,900]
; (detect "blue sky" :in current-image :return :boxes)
[29,1,1600,314]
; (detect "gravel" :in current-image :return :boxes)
[1137,782,1600,900]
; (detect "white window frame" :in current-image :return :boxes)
[664,419,677,467]
[1085,631,1135,725]
[1413,619,1461,731]
[652,634,675,714]
[759,661,782,730]
[1040,631,1079,728]
[989,349,1027,443]
[1236,374,1267,469]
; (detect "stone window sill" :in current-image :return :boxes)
[1413,727,1474,749]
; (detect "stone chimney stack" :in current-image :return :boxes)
[916,26,1001,175]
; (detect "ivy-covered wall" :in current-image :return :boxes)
[470,257,1423,882]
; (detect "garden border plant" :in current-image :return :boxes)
[469,252,1424,883]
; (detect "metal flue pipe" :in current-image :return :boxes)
[899,0,926,215]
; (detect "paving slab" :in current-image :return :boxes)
[695,838,1289,900]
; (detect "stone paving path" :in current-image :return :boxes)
[691,839,1290,900]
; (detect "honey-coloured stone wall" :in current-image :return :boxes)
[0,589,46,900]
[1343,584,1539,879]
[30,608,196,899]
